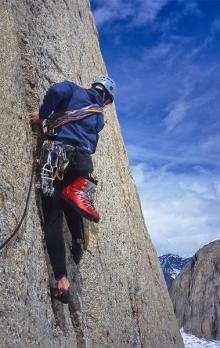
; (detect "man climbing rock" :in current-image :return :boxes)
[29,76,115,303]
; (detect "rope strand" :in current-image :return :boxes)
[0,160,35,251]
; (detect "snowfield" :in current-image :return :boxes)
[181,329,220,347]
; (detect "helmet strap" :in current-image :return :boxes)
[93,84,107,104]
[93,83,113,105]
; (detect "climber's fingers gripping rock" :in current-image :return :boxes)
[28,111,41,124]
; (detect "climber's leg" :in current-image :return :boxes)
[63,199,85,265]
[41,191,68,279]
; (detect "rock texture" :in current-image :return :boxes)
[170,240,220,340]
[0,1,183,347]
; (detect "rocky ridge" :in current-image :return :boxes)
[170,240,220,341]
[0,1,183,347]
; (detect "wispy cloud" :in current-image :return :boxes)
[92,0,169,28]
[164,100,189,132]
[127,141,220,175]
[127,139,220,257]
[211,18,220,32]
[92,0,204,30]
[114,31,220,148]
[132,162,220,257]
[163,82,220,133]
[131,0,168,26]
[178,0,203,17]
[92,0,133,27]
[91,1,220,257]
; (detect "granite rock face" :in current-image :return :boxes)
[0,1,183,347]
[170,240,220,340]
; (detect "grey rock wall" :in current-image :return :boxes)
[170,240,220,340]
[0,1,184,347]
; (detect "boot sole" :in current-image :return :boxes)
[51,288,71,304]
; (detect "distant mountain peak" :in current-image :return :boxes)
[159,254,191,289]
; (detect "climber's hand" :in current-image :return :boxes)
[28,111,41,124]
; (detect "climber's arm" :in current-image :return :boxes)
[28,81,73,124]
[39,81,73,119]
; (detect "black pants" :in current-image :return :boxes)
[41,183,84,280]
[39,142,92,279]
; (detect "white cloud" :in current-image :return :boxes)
[212,18,220,32]
[143,43,173,61]
[131,162,220,257]
[164,100,189,132]
[131,0,168,26]
[126,135,220,171]
[92,0,169,28]
[92,0,204,30]
[92,1,132,27]
[91,1,220,259]
[92,1,133,27]
[178,0,203,17]
[200,134,220,152]
[116,38,220,124]
[159,58,220,133]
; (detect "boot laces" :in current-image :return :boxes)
[74,186,96,210]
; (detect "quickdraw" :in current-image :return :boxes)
[37,141,73,196]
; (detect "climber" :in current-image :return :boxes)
[29,76,116,304]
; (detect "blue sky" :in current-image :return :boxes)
[91,0,220,257]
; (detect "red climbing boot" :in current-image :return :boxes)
[61,177,100,223]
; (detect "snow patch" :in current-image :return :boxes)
[181,329,220,347]
[171,268,180,279]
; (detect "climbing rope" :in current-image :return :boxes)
[42,104,103,137]
[0,160,35,251]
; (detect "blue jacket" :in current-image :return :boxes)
[39,80,105,153]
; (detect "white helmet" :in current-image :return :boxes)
[92,76,116,101]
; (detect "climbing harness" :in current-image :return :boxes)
[42,104,103,137]
[0,160,35,251]
[37,140,75,196]
[38,104,102,196]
